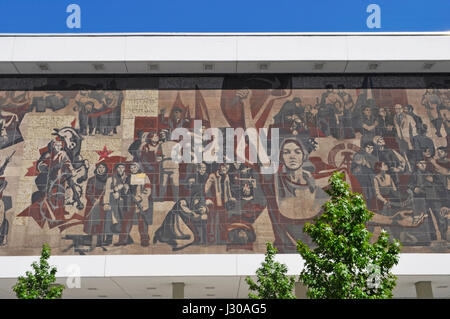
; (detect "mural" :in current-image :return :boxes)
[0,75,448,255]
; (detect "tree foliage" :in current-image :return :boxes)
[246,242,296,299]
[13,243,65,299]
[297,172,401,299]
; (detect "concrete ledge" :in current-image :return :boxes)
[0,253,448,278]
[0,34,448,74]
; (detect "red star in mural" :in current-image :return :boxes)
[95,146,113,161]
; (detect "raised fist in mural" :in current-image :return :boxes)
[236,88,250,100]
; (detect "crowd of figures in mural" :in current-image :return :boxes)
[0,76,449,254]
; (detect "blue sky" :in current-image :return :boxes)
[0,0,449,33]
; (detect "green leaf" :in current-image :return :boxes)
[246,242,296,299]
[12,243,65,299]
[296,172,400,299]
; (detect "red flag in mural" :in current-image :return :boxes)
[194,85,211,128]
[169,92,188,118]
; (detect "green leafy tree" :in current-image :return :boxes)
[297,172,401,299]
[13,243,65,299]
[246,242,296,299]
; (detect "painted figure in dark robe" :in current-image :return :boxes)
[104,163,133,245]
[394,104,417,155]
[375,107,395,137]
[350,153,375,204]
[411,124,436,163]
[184,162,209,197]
[159,106,191,131]
[421,86,444,137]
[83,162,112,247]
[204,163,235,243]
[116,162,152,247]
[337,84,356,138]
[429,147,450,196]
[405,104,423,131]
[0,154,13,246]
[153,192,208,250]
[129,131,160,196]
[359,105,378,148]
[73,90,100,136]
[408,160,447,242]
[98,91,123,136]
[157,129,180,201]
[273,97,308,136]
[317,85,344,138]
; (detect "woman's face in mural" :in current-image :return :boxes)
[363,107,372,117]
[150,133,159,144]
[365,144,374,154]
[219,164,228,175]
[281,141,304,171]
[116,165,126,176]
[97,164,107,175]
[417,161,427,171]
[437,148,447,159]
[198,163,207,175]
[423,148,432,158]
[394,104,403,115]
[174,110,182,120]
[381,162,388,172]
[130,163,139,174]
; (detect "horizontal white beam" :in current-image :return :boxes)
[0,254,448,278]
[0,35,448,74]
